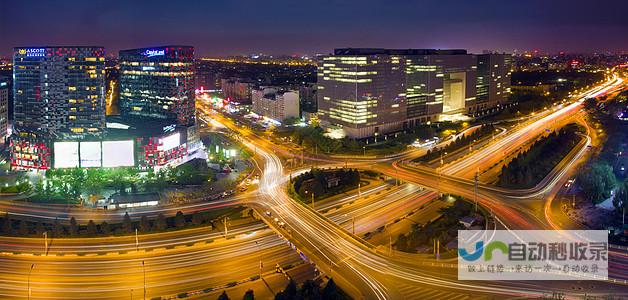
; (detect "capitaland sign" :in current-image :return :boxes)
[458,230,608,280]
[143,49,165,57]
[18,48,46,57]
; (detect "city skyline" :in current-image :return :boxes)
[2,0,628,58]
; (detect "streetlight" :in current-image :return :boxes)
[255,241,263,279]
[362,146,366,156]
[142,261,146,300]
[27,264,34,300]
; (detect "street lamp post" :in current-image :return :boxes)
[352,216,355,235]
[142,261,146,300]
[474,172,479,212]
[358,183,361,198]
[43,231,48,256]
[255,241,263,279]
[27,264,34,300]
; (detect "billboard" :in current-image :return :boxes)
[80,142,102,168]
[54,142,79,168]
[159,132,180,151]
[102,140,134,167]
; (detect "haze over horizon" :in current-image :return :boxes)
[1,0,628,57]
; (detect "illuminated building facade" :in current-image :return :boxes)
[474,53,512,116]
[318,48,507,138]
[221,78,255,104]
[11,46,106,169]
[317,49,406,139]
[251,87,300,122]
[0,78,8,144]
[119,46,195,126]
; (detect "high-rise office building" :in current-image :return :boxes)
[317,48,477,138]
[13,47,106,139]
[474,53,512,115]
[119,46,195,126]
[11,47,106,170]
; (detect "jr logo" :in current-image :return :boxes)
[458,241,508,261]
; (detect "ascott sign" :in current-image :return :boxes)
[143,49,165,57]
[18,48,46,57]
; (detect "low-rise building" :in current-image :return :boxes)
[251,87,299,123]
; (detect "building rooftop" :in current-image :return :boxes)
[333,48,468,56]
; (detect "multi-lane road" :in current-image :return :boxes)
[0,75,626,299]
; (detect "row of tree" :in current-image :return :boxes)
[32,160,215,203]
[396,199,475,253]
[292,168,360,201]
[0,210,217,238]
[422,124,496,162]
[215,279,344,300]
[498,124,582,188]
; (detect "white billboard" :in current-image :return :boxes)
[102,140,135,167]
[54,142,79,168]
[159,132,180,151]
[80,142,102,168]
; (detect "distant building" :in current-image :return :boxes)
[11,46,106,170]
[298,83,317,114]
[251,87,299,122]
[474,53,512,116]
[0,78,8,144]
[317,48,477,138]
[119,46,196,126]
[195,61,219,91]
[221,78,255,104]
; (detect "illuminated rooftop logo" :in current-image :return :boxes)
[19,48,45,57]
[143,49,165,57]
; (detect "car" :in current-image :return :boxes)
[274,217,279,222]
[278,221,285,227]
[265,211,272,216]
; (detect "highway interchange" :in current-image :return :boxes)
[0,75,627,299]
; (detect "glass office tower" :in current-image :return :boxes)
[119,46,195,126]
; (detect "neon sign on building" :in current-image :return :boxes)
[19,48,46,57]
[143,49,165,57]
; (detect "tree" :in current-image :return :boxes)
[322,279,338,300]
[217,291,230,300]
[86,220,97,236]
[613,180,628,213]
[578,162,616,205]
[101,221,111,235]
[396,234,409,252]
[69,217,79,237]
[17,220,30,236]
[53,219,63,237]
[139,216,151,233]
[174,211,186,228]
[243,289,254,300]
[123,212,134,233]
[300,280,321,299]
[1,213,12,235]
[155,214,167,231]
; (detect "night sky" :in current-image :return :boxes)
[1,0,627,57]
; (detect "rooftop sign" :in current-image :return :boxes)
[143,49,165,57]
